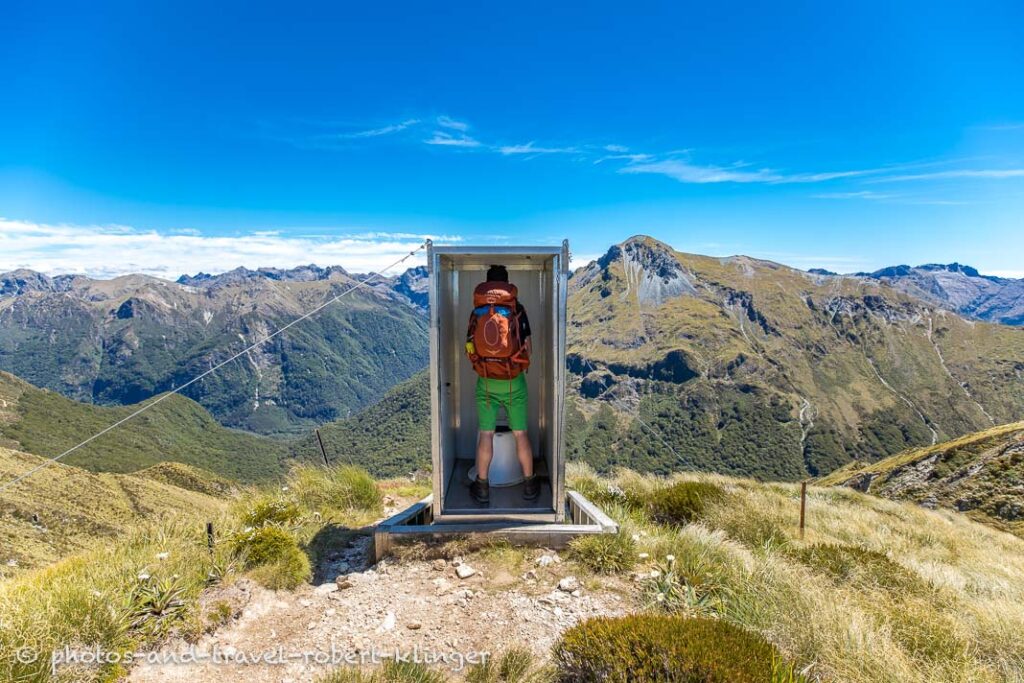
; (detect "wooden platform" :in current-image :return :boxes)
[373,490,618,562]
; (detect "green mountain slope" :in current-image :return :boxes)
[292,371,430,478]
[0,445,227,576]
[0,267,427,436]
[566,236,1024,479]
[819,421,1024,537]
[0,371,288,482]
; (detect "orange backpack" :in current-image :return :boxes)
[466,281,529,380]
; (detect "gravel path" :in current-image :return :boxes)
[129,515,634,682]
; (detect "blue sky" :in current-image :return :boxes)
[1,0,1023,278]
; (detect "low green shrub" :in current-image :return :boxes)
[288,464,382,515]
[241,498,302,527]
[648,481,726,526]
[553,614,798,682]
[233,525,311,590]
[568,533,637,574]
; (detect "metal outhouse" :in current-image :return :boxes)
[426,241,568,522]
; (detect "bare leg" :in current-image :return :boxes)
[512,430,534,478]
[476,430,495,480]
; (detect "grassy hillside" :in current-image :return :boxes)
[0,445,226,576]
[819,421,1024,538]
[567,236,1024,479]
[0,463,386,683]
[293,371,430,477]
[0,371,289,482]
[3,463,1024,682]
[566,465,1024,683]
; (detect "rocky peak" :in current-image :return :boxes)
[0,269,53,296]
[595,235,698,306]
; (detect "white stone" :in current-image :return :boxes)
[455,564,477,579]
[557,576,580,592]
[537,553,560,567]
[315,583,339,594]
[378,611,396,632]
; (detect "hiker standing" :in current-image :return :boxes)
[464,265,539,504]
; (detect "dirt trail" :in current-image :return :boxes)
[128,503,634,683]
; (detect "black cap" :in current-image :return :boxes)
[486,264,508,282]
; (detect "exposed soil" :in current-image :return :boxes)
[128,500,635,683]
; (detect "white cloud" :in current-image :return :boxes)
[436,115,470,131]
[337,118,420,139]
[876,169,1024,182]
[604,144,629,153]
[424,131,481,148]
[594,153,652,165]
[813,191,894,200]
[987,269,1024,279]
[618,159,894,184]
[498,141,578,156]
[0,219,460,280]
[568,252,602,270]
[618,160,780,183]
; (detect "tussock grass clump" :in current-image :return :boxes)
[466,646,553,683]
[568,532,637,574]
[567,462,651,510]
[553,614,799,682]
[791,543,931,594]
[648,480,726,526]
[317,659,446,682]
[287,464,382,517]
[241,497,303,528]
[232,526,310,590]
[0,519,234,682]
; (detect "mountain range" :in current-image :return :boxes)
[1,236,1022,481]
[0,265,427,436]
[564,237,1023,478]
[812,262,1024,326]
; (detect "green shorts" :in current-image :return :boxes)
[475,374,529,432]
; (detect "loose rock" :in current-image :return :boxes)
[557,576,579,592]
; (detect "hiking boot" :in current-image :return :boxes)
[470,478,490,504]
[523,475,540,501]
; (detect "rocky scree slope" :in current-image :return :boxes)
[820,421,1024,538]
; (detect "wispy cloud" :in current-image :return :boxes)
[813,191,895,200]
[336,119,420,139]
[987,269,1024,279]
[0,218,458,280]
[594,153,652,165]
[875,169,1024,182]
[424,130,481,148]
[498,141,578,156]
[618,160,777,183]
[978,122,1024,131]
[618,159,888,184]
[603,144,629,153]
[436,115,470,132]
